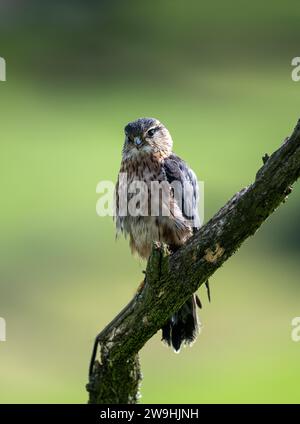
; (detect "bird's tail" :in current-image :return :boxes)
[162,295,199,352]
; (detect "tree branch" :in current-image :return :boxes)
[87,119,300,404]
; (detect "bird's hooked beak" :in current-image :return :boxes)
[134,137,142,148]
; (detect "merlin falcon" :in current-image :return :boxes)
[115,117,200,351]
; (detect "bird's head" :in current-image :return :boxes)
[122,117,173,160]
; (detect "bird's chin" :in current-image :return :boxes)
[123,145,152,160]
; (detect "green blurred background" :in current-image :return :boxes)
[0,0,300,404]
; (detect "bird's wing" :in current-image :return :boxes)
[162,154,200,230]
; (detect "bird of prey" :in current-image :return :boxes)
[115,117,200,352]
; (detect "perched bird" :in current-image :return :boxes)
[115,117,200,351]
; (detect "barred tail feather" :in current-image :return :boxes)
[162,295,199,352]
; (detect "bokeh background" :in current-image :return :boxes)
[1,0,300,404]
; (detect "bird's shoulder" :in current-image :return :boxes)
[162,153,200,228]
[162,153,198,186]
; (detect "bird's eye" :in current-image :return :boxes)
[147,128,156,137]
